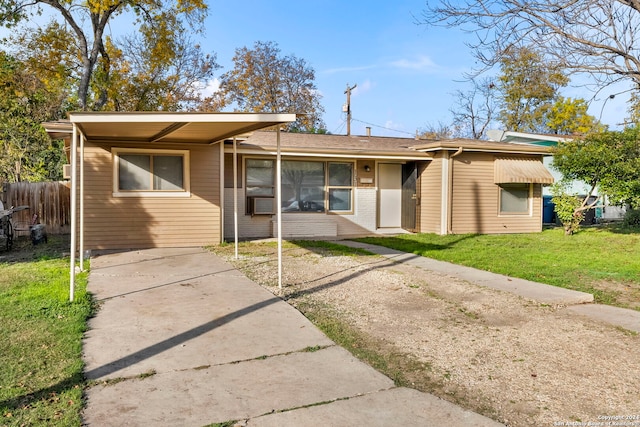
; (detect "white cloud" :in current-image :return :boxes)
[353,80,374,96]
[195,78,221,97]
[323,64,377,74]
[207,78,222,95]
[389,55,438,72]
[385,120,405,131]
[324,55,441,76]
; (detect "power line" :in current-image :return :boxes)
[351,118,415,137]
[332,119,346,135]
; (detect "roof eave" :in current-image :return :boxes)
[412,141,553,155]
[228,145,433,160]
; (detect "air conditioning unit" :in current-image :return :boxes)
[63,164,72,180]
[249,197,275,216]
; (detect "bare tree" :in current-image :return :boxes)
[450,77,498,139]
[417,121,454,140]
[421,1,640,90]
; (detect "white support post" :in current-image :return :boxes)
[276,128,282,290]
[79,133,85,271]
[69,125,78,302]
[233,138,238,259]
[219,141,225,244]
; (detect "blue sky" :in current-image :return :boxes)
[200,0,630,136]
[1,0,631,136]
[202,0,476,136]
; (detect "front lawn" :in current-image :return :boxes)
[0,236,92,426]
[357,225,640,309]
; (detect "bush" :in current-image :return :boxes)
[551,183,584,235]
[623,208,640,228]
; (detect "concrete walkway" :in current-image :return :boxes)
[82,247,502,426]
[336,240,640,333]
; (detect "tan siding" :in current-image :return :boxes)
[81,142,221,249]
[450,152,543,234]
[419,155,442,234]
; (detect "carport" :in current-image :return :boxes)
[48,112,295,301]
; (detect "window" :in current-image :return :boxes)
[499,183,530,214]
[246,159,275,215]
[246,159,274,197]
[113,148,189,197]
[328,162,353,211]
[244,158,355,214]
[282,160,325,212]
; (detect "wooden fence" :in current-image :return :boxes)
[1,181,71,235]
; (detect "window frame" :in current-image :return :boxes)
[498,183,532,216]
[245,158,276,214]
[243,157,356,215]
[327,162,354,214]
[112,148,190,198]
[281,159,326,213]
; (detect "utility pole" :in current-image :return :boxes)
[344,83,357,136]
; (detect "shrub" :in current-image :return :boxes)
[623,208,640,228]
[551,183,584,235]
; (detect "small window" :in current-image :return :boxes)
[113,148,189,197]
[328,162,353,212]
[246,159,275,214]
[499,183,530,214]
[246,159,275,197]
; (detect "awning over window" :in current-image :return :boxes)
[494,157,554,184]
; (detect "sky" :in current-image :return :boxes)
[202,0,478,136]
[2,0,632,137]
[198,0,631,137]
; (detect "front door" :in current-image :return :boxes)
[378,163,402,228]
[402,162,418,232]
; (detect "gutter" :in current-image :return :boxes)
[446,147,463,235]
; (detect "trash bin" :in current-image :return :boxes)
[543,196,555,224]
[580,195,598,225]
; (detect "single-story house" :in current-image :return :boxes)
[44,112,554,251]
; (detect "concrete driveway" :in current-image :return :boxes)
[82,247,501,426]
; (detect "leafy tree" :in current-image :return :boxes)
[421,1,640,91]
[552,127,640,209]
[626,91,640,126]
[0,52,66,182]
[1,0,208,111]
[546,97,601,135]
[104,30,220,111]
[219,41,325,132]
[497,46,568,133]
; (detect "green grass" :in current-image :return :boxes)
[356,225,640,308]
[0,236,93,426]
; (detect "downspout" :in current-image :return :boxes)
[447,147,463,235]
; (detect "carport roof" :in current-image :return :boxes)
[45,112,297,145]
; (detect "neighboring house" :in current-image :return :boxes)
[487,130,625,221]
[487,130,574,195]
[44,112,554,251]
